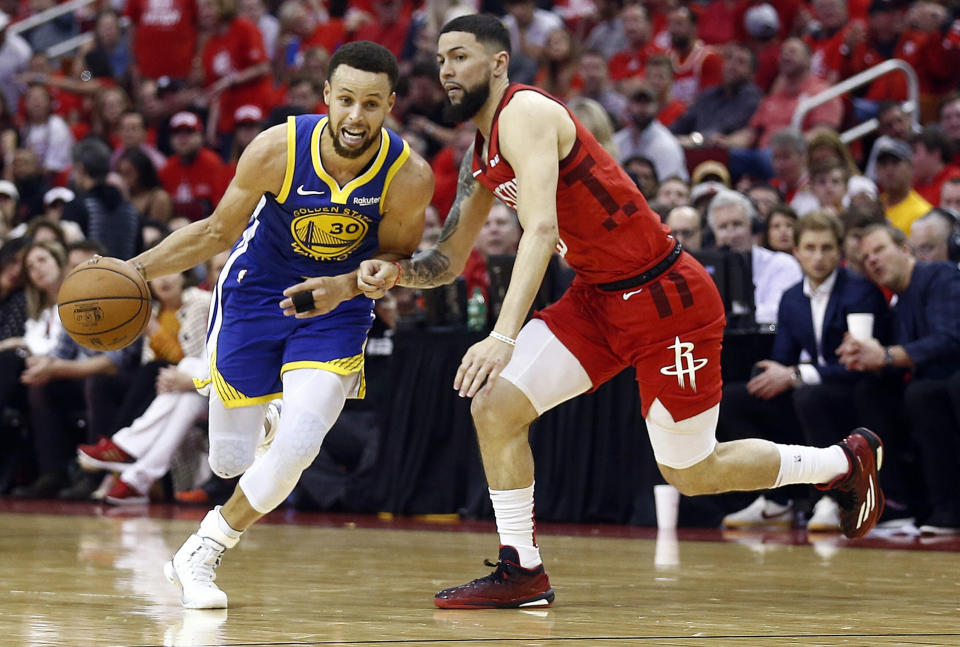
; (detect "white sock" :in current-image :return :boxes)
[197,505,243,550]
[489,483,541,568]
[774,444,849,488]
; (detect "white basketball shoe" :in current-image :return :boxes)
[807,496,841,532]
[721,495,793,528]
[164,507,241,609]
[164,533,229,609]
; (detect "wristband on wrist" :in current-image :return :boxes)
[883,346,894,366]
[489,331,516,346]
[390,261,403,288]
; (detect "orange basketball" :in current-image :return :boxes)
[57,256,151,351]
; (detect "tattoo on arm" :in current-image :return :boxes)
[399,144,478,288]
[438,143,478,245]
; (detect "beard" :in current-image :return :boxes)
[442,77,491,124]
[630,113,654,132]
[671,34,691,50]
[329,125,379,159]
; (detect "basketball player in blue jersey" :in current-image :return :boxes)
[124,41,433,609]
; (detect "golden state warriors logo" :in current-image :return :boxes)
[290,207,370,261]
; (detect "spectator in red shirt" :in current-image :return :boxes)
[460,201,522,302]
[608,4,661,90]
[741,2,782,93]
[110,110,166,172]
[938,93,960,166]
[126,0,199,83]
[226,104,266,175]
[430,124,475,219]
[199,0,273,143]
[644,54,686,128]
[910,126,960,206]
[804,0,862,85]
[727,38,843,151]
[837,0,929,105]
[349,0,411,60]
[158,112,228,222]
[664,5,722,105]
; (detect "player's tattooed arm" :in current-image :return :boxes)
[395,142,493,288]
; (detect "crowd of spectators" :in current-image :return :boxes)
[0,0,958,532]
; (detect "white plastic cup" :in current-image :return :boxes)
[846,312,874,341]
[653,483,680,529]
[654,528,680,569]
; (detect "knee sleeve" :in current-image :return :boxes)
[207,391,264,478]
[645,398,719,469]
[239,369,353,513]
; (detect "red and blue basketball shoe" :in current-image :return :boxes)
[434,546,555,609]
[816,427,885,539]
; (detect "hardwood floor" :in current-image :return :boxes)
[1,501,958,646]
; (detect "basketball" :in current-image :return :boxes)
[57,256,151,351]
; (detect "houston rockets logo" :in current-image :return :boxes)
[290,207,370,261]
[659,336,707,391]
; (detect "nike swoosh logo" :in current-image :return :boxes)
[761,509,789,519]
[622,288,643,301]
[297,185,326,197]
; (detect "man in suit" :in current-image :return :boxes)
[839,223,960,534]
[721,211,896,530]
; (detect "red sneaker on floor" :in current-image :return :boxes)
[434,546,555,609]
[104,479,148,505]
[77,436,134,472]
[816,427,885,539]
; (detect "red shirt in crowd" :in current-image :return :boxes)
[608,42,663,82]
[838,30,930,100]
[914,164,960,206]
[667,41,723,104]
[302,18,347,55]
[127,0,198,80]
[748,74,843,149]
[657,98,687,128]
[203,17,273,133]
[350,14,411,59]
[430,146,458,219]
[159,148,229,221]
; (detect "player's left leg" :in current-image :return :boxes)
[435,319,598,609]
[649,399,884,539]
[166,368,354,609]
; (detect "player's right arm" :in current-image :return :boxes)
[127,124,287,280]
[358,142,494,293]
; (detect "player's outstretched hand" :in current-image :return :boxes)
[357,259,398,299]
[280,275,354,318]
[455,335,514,398]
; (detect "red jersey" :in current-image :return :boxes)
[608,43,663,82]
[127,0,198,80]
[203,17,273,133]
[159,148,229,221]
[914,164,960,206]
[471,84,673,286]
[667,41,723,104]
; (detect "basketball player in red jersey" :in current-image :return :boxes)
[359,15,885,609]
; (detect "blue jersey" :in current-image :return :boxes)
[242,113,410,283]
[204,115,410,408]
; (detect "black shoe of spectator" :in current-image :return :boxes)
[10,472,69,499]
[58,472,104,501]
[919,507,960,535]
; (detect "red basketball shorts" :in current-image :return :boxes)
[537,251,725,422]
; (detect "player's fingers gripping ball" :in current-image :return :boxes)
[57,256,151,351]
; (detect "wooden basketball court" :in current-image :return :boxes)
[2,500,958,646]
